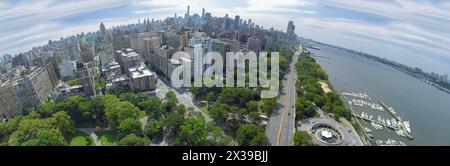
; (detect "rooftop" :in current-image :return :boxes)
[129,66,155,79]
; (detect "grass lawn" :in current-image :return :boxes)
[69,132,93,146]
[97,131,118,146]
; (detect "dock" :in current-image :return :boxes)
[378,100,414,140]
[351,114,396,130]
[379,100,401,121]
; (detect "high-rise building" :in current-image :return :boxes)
[187,33,212,78]
[113,48,157,92]
[100,22,106,35]
[0,83,22,119]
[80,40,95,63]
[185,5,190,20]
[113,30,131,51]
[0,67,55,119]
[246,37,260,53]
[143,36,161,66]
[77,62,96,97]
[156,45,176,78]
[202,8,205,20]
[128,66,157,91]
[58,60,77,80]
[116,48,141,74]
[234,15,240,30]
[212,39,231,58]
[286,21,296,41]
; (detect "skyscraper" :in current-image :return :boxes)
[185,5,190,20]
[202,8,205,20]
[100,22,106,35]
[286,21,296,41]
[234,15,240,30]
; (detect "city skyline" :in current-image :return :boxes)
[1,0,450,76]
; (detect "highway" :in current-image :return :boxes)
[266,51,299,146]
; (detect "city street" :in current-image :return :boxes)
[266,51,299,146]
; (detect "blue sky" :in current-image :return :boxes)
[0,0,449,75]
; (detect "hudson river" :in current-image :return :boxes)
[310,44,450,145]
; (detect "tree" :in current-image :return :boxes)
[105,101,141,128]
[163,91,178,112]
[249,112,261,124]
[50,111,75,136]
[119,92,149,108]
[164,112,185,138]
[293,131,314,146]
[36,102,57,118]
[143,119,163,139]
[176,118,208,146]
[165,91,178,103]
[295,98,316,120]
[118,134,150,146]
[219,88,258,107]
[208,102,229,122]
[118,118,142,138]
[22,129,66,146]
[139,97,163,119]
[261,98,276,116]
[176,104,187,115]
[247,100,259,113]
[236,124,268,146]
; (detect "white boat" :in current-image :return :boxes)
[382,119,386,125]
[395,129,405,137]
[371,122,383,130]
[377,116,381,122]
[399,141,407,146]
[392,118,398,127]
[386,119,391,126]
[364,127,372,133]
[404,121,411,133]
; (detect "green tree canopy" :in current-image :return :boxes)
[293,131,314,146]
[176,118,208,146]
[118,118,142,139]
[118,134,150,146]
[236,124,268,146]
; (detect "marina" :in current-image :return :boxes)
[340,91,414,144]
[311,44,450,145]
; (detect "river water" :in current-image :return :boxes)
[310,44,450,145]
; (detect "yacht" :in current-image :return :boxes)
[404,121,411,133]
[395,129,405,137]
[364,127,372,133]
[371,122,383,130]
[392,118,398,128]
[399,141,407,146]
[386,119,391,126]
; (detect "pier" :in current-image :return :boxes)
[379,100,401,121]
[351,114,396,130]
[378,100,414,140]
[311,54,331,59]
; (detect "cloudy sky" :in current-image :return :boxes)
[1,0,449,75]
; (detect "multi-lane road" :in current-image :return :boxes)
[266,51,299,146]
